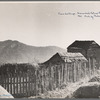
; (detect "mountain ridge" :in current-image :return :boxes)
[0,40,66,64]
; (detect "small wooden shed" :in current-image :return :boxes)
[43,52,87,83]
[67,40,100,58]
[67,40,100,72]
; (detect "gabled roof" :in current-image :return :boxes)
[43,52,87,64]
[58,52,87,62]
[67,40,100,50]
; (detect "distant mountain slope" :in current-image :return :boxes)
[0,40,66,64]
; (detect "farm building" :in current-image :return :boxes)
[43,52,88,83]
[67,40,100,70]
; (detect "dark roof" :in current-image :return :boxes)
[67,40,100,50]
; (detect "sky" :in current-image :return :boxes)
[0,1,100,49]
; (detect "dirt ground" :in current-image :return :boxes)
[29,73,100,98]
[29,76,90,98]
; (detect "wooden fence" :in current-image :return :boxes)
[0,58,98,98]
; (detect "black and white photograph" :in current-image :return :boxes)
[0,1,100,98]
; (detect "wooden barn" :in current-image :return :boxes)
[67,40,100,71]
[43,52,88,83]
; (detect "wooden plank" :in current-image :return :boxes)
[77,61,80,81]
[7,74,9,93]
[69,63,71,82]
[59,65,61,87]
[40,68,42,93]
[72,63,74,82]
[53,65,55,90]
[10,74,12,94]
[41,67,43,93]
[32,70,35,96]
[54,65,56,89]
[83,62,85,78]
[89,57,91,76]
[28,76,31,96]
[71,63,72,82]
[93,58,95,75]
[91,57,93,74]
[46,67,49,91]
[26,74,28,96]
[83,62,86,78]
[80,61,82,79]
[12,76,14,94]
[44,67,46,92]
[4,75,6,90]
[42,68,45,93]
[19,73,22,95]
[74,62,76,82]
[57,65,60,89]
[16,74,18,95]
[78,61,80,80]
[1,68,4,88]
[71,63,73,82]
[65,63,67,84]
[30,75,32,96]
[23,72,25,96]
[38,69,40,95]
[35,69,37,96]
[0,74,3,87]
[55,65,57,89]
[52,66,54,90]
[62,63,64,83]
[63,63,65,83]
[41,67,44,93]
[39,69,41,94]
[13,75,15,95]
[79,61,81,80]
[67,63,69,82]
[49,64,51,91]
[76,61,78,82]
[2,74,5,89]
[37,69,39,95]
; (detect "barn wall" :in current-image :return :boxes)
[87,48,100,69]
[67,48,87,58]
